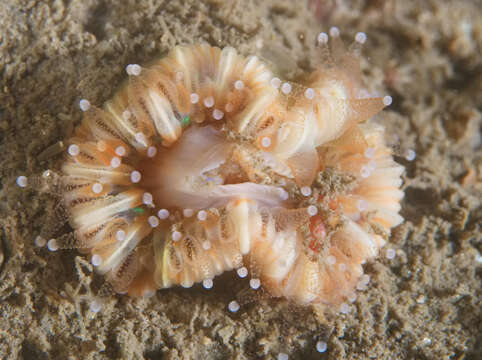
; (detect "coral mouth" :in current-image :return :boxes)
[139,124,286,211]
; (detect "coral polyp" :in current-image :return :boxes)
[54,32,403,306]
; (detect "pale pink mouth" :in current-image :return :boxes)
[139,125,287,211]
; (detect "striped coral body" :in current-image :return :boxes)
[61,42,404,305]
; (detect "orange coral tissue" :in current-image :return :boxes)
[51,31,404,307]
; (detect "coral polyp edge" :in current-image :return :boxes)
[19,33,405,310]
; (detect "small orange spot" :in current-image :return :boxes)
[461,167,476,186]
[318,195,340,211]
[309,238,322,253]
[329,198,339,210]
[309,216,326,253]
[310,215,327,238]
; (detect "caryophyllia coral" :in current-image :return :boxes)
[30,30,405,307]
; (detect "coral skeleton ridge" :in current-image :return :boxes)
[27,31,405,308]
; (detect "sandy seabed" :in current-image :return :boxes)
[0,0,480,359]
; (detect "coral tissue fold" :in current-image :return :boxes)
[60,40,404,305]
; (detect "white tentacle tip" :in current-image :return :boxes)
[317,32,329,44]
[91,254,103,266]
[79,99,91,111]
[383,95,393,106]
[234,80,244,90]
[228,300,240,313]
[405,149,416,161]
[355,32,367,44]
[281,82,292,95]
[90,299,103,313]
[329,27,340,37]
[16,176,28,188]
[249,278,261,290]
[126,64,141,76]
[300,186,312,197]
[316,341,327,353]
[203,279,213,289]
[47,239,59,252]
[277,353,289,360]
[130,170,141,183]
[236,267,248,278]
[304,88,315,100]
[68,144,80,156]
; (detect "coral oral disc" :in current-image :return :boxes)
[59,40,404,304]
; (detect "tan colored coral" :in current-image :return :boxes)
[59,34,404,307]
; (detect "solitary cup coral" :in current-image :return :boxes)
[45,30,404,307]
